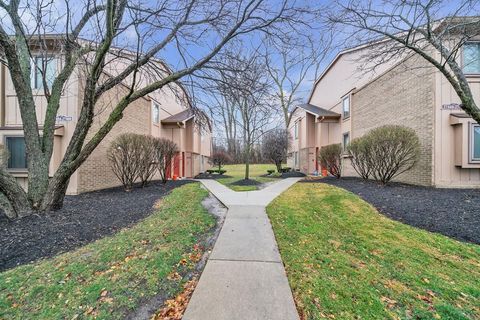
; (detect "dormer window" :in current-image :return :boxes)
[342,95,350,119]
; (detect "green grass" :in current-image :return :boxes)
[0,183,215,319]
[215,164,279,191]
[267,183,480,320]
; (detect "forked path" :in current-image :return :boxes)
[183,178,302,320]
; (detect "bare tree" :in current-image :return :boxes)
[216,51,277,180]
[262,128,290,172]
[264,37,330,128]
[210,149,232,171]
[154,138,178,184]
[328,0,480,123]
[0,0,305,218]
[318,143,342,178]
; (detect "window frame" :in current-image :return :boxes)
[4,135,28,171]
[462,41,480,75]
[152,103,160,124]
[32,55,57,90]
[470,123,480,162]
[294,121,298,139]
[342,132,350,152]
[342,95,351,119]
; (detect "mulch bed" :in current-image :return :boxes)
[260,172,306,179]
[230,179,262,186]
[194,173,233,180]
[308,177,480,245]
[0,180,191,271]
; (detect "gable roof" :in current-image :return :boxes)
[296,103,340,118]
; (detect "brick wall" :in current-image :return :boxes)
[351,55,435,186]
[77,84,152,193]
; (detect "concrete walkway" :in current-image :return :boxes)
[183,178,302,320]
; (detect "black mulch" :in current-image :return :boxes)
[260,172,306,179]
[194,173,233,180]
[231,179,262,186]
[308,177,480,245]
[0,180,191,271]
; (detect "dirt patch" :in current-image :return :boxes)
[309,177,480,244]
[0,180,191,271]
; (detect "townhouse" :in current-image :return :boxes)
[288,35,480,188]
[0,37,212,195]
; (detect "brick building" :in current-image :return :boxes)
[288,39,480,187]
[0,39,212,195]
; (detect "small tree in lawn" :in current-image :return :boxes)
[210,150,232,172]
[318,144,342,178]
[154,139,179,184]
[107,134,143,191]
[262,129,290,172]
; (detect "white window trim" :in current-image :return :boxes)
[152,103,160,124]
[462,41,480,76]
[470,123,480,162]
[342,132,350,151]
[31,55,57,90]
[342,95,350,119]
[294,121,298,139]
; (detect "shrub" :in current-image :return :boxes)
[218,169,227,175]
[267,169,275,175]
[137,135,157,187]
[0,144,8,168]
[206,169,214,174]
[353,125,420,184]
[262,129,290,172]
[154,138,179,184]
[279,167,291,173]
[108,133,144,191]
[210,151,232,171]
[318,144,342,178]
[347,138,372,179]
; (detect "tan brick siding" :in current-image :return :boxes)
[77,84,152,193]
[351,55,435,186]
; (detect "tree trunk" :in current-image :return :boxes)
[0,171,31,219]
[244,146,250,180]
[275,161,282,173]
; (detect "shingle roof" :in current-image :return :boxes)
[297,103,341,118]
[161,109,194,124]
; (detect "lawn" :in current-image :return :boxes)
[0,183,215,319]
[267,182,480,320]
[215,164,278,191]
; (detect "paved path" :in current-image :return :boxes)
[183,178,302,320]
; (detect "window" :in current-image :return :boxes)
[343,132,350,151]
[472,124,480,161]
[152,103,160,123]
[6,136,27,169]
[342,96,350,119]
[463,42,480,74]
[294,121,298,139]
[32,56,56,89]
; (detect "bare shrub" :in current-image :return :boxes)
[108,134,143,191]
[137,135,158,187]
[262,129,290,172]
[350,125,420,184]
[154,138,179,183]
[210,150,233,171]
[318,144,342,178]
[347,138,372,179]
